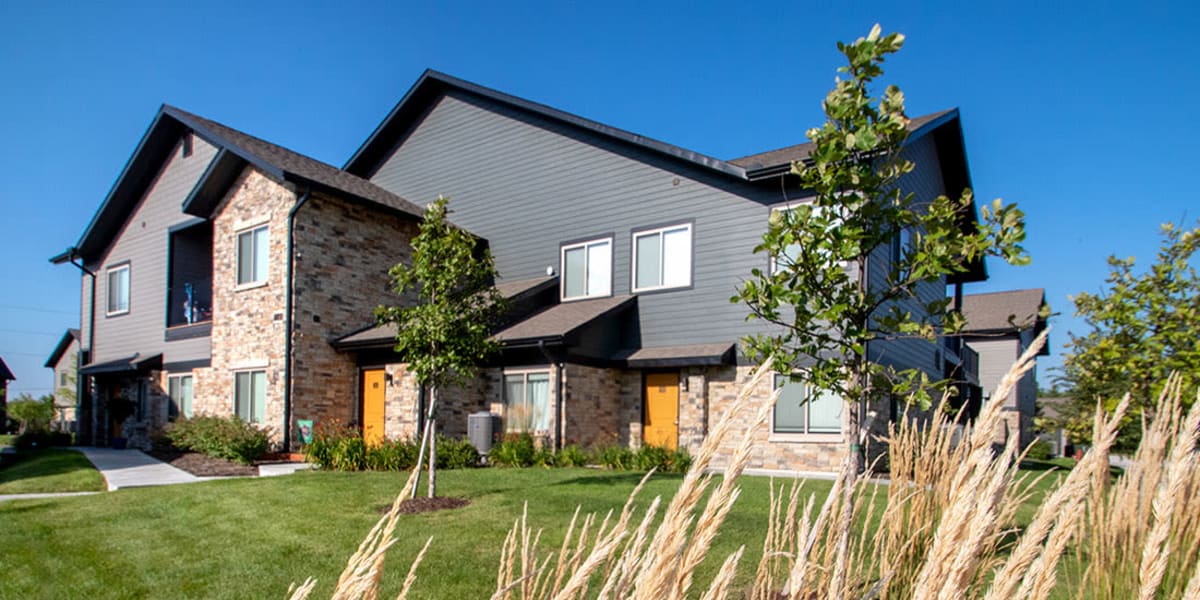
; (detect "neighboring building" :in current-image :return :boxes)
[43,329,80,432]
[1036,396,1072,458]
[57,70,995,472]
[0,356,13,431]
[961,288,1050,449]
[52,106,427,449]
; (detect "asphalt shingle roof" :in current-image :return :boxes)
[165,106,426,220]
[961,288,1047,333]
[728,109,956,173]
[491,296,633,343]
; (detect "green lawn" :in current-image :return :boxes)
[0,448,105,494]
[0,462,1076,599]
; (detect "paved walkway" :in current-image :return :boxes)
[0,491,101,502]
[74,447,201,491]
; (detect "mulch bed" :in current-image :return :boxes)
[378,496,471,515]
[146,449,258,477]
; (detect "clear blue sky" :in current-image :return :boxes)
[1,1,1196,396]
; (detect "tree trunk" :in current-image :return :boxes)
[427,420,437,498]
[412,385,439,499]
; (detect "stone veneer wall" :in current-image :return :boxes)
[192,169,294,441]
[561,364,624,448]
[289,193,418,444]
[381,365,493,441]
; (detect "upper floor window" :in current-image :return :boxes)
[632,223,692,292]
[773,374,843,435]
[234,370,266,424]
[561,237,611,300]
[769,207,804,274]
[236,225,269,286]
[106,263,130,316]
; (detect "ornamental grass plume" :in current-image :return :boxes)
[291,327,1200,599]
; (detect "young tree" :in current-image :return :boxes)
[733,24,1029,468]
[1057,221,1199,451]
[376,195,505,497]
[7,393,56,434]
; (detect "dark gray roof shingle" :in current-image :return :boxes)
[492,296,633,343]
[164,106,426,220]
[728,109,957,173]
[961,288,1048,333]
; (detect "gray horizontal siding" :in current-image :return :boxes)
[965,336,1019,404]
[370,91,783,349]
[868,136,949,377]
[370,91,950,376]
[85,137,218,367]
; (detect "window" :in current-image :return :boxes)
[561,238,611,300]
[504,371,551,432]
[106,264,130,315]
[632,223,692,292]
[168,375,193,420]
[773,374,843,435]
[234,370,266,424]
[769,207,804,274]
[236,225,269,286]
[892,227,913,280]
[59,372,69,387]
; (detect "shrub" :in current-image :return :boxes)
[165,415,269,465]
[366,438,420,471]
[555,444,589,467]
[435,436,480,470]
[490,433,536,467]
[1026,439,1053,461]
[597,445,636,470]
[331,436,367,471]
[13,430,72,450]
[532,447,556,468]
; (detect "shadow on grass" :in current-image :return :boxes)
[0,449,102,493]
[552,471,685,488]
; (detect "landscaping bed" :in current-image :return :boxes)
[145,448,258,477]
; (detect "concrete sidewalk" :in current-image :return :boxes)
[74,447,202,491]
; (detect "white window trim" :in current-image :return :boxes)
[105,263,131,317]
[235,224,270,289]
[233,368,267,424]
[631,222,693,293]
[167,374,194,419]
[232,358,270,370]
[502,368,553,433]
[767,373,846,443]
[559,236,613,302]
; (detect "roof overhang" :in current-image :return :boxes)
[78,353,162,376]
[43,329,80,369]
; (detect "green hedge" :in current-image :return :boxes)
[304,421,479,471]
[165,415,270,465]
[489,433,691,473]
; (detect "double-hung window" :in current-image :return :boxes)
[773,374,843,435]
[168,375,194,420]
[106,263,130,315]
[632,223,692,292]
[561,238,611,300]
[503,371,551,433]
[892,226,913,281]
[236,225,269,286]
[234,370,266,424]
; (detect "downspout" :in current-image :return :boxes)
[283,187,313,451]
[537,340,564,450]
[68,253,96,445]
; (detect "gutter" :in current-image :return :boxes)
[537,340,564,450]
[63,250,96,444]
[283,187,313,450]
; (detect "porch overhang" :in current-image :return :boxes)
[78,353,163,376]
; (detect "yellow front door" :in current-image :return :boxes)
[643,372,679,450]
[361,369,386,446]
